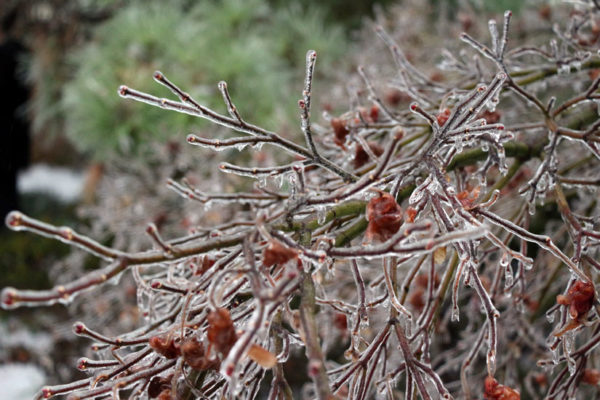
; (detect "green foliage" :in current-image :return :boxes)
[63,0,349,160]
[268,0,398,30]
[430,0,534,17]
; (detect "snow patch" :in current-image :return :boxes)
[18,164,85,203]
[0,364,46,400]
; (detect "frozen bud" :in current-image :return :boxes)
[150,281,162,289]
[153,70,164,81]
[187,134,197,144]
[73,322,86,335]
[308,360,322,378]
[76,358,88,371]
[393,127,404,140]
[223,362,235,377]
[5,211,23,229]
[118,85,129,97]
[1,287,18,309]
[41,387,53,399]
[436,108,451,127]
[365,192,403,242]
[405,207,418,223]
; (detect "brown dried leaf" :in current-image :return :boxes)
[433,247,447,265]
[247,343,277,368]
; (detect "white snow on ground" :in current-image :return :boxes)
[0,363,46,400]
[0,324,53,355]
[18,164,85,203]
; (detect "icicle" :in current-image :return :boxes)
[486,95,499,112]
[451,305,460,322]
[551,345,560,365]
[316,206,327,224]
[528,201,536,216]
[501,255,513,290]
[558,63,571,75]
[487,349,497,376]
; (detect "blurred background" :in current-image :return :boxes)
[0,0,549,398]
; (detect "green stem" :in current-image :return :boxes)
[181,369,206,400]
[276,200,366,232]
[431,252,460,325]
[447,141,534,171]
[515,59,600,87]
[298,233,331,400]
[335,217,368,247]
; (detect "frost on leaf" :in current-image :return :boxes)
[555,280,595,336]
[207,308,238,357]
[353,142,384,169]
[484,376,520,400]
[262,239,298,267]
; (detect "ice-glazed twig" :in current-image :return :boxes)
[167,178,285,204]
[217,81,244,124]
[120,76,357,183]
[218,161,309,179]
[473,208,589,281]
[146,223,175,258]
[328,224,486,258]
[374,26,443,89]
[392,320,433,400]
[187,133,276,150]
[350,259,368,333]
[383,257,412,318]
[299,50,321,158]
[358,65,399,122]
[308,128,403,205]
[5,211,123,261]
